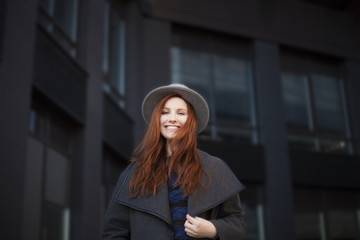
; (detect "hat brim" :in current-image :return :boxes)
[142,84,209,134]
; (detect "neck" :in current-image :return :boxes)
[166,141,172,157]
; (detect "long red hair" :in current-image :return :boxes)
[129,94,207,197]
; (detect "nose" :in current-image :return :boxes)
[168,112,178,122]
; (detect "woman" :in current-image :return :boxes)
[103,84,245,240]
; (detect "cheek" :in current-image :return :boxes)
[180,116,189,125]
[160,115,166,124]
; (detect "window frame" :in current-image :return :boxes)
[37,0,79,57]
[102,0,126,109]
[171,27,258,144]
[281,50,353,154]
[28,101,75,240]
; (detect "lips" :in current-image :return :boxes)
[165,125,180,130]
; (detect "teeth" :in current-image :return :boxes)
[167,126,178,129]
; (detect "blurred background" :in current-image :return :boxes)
[1,0,360,239]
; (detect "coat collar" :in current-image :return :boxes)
[114,150,244,225]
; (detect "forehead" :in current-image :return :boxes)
[164,97,188,109]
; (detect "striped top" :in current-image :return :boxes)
[167,175,189,240]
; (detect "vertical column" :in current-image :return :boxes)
[0,0,38,239]
[73,1,105,239]
[343,60,360,154]
[142,18,171,93]
[139,18,171,140]
[125,2,144,145]
[253,40,296,240]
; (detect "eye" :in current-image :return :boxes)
[161,110,169,115]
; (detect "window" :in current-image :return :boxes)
[294,189,325,240]
[28,102,74,240]
[241,184,266,240]
[171,27,257,144]
[103,0,126,108]
[281,51,352,154]
[38,0,79,56]
[294,188,360,240]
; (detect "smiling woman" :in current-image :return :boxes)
[102,84,246,240]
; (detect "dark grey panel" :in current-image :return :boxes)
[0,0,6,61]
[103,94,134,159]
[291,151,360,188]
[198,139,265,182]
[33,29,87,124]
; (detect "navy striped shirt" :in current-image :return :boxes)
[167,175,189,240]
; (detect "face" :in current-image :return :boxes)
[160,97,188,140]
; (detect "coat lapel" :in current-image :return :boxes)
[188,150,245,216]
[114,163,172,225]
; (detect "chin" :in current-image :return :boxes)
[164,135,176,140]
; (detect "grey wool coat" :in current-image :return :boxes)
[102,150,246,240]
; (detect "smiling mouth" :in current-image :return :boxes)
[165,125,180,130]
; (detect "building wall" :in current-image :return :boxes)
[0,0,359,240]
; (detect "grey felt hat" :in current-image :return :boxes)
[142,83,210,134]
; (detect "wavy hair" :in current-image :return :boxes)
[129,94,207,197]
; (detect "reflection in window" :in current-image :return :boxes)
[38,0,79,56]
[103,0,126,108]
[281,52,352,154]
[171,28,257,144]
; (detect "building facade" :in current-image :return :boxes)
[1,0,360,240]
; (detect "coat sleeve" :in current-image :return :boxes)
[210,193,245,240]
[102,165,134,240]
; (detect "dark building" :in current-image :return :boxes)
[1,0,360,240]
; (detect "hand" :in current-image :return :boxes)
[184,214,217,239]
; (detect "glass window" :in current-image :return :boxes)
[38,0,79,56]
[294,189,325,240]
[41,202,70,240]
[171,27,257,144]
[29,104,74,156]
[281,51,352,154]
[312,74,346,134]
[241,185,265,240]
[327,191,358,240]
[294,188,360,240]
[281,73,312,129]
[103,0,126,108]
[28,102,75,240]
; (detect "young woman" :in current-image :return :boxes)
[103,84,245,240]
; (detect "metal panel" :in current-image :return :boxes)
[198,139,265,182]
[33,29,87,124]
[103,94,134,159]
[291,151,360,188]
